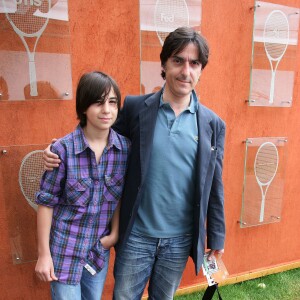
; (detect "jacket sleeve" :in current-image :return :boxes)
[206,121,226,250]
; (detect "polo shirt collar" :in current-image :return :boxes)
[159,86,198,113]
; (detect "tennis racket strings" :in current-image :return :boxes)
[19,150,45,211]
[254,142,279,222]
[154,0,189,46]
[4,1,49,35]
[2,0,51,96]
[263,10,289,104]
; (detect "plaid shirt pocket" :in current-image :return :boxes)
[102,174,125,203]
[65,178,92,206]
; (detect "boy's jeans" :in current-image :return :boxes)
[113,231,192,300]
[51,250,109,300]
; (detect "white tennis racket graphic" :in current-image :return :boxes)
[254,142,279,222]
[19,150,44,211]
[263,10,289,104]
[154,0,189,46]
[2,0,51,96]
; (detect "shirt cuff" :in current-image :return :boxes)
[35,191,59,207]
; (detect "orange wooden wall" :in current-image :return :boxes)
[1,0,300,299]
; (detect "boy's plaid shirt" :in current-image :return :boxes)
[36,125,130,284]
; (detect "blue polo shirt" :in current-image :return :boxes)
[133,91,199,237]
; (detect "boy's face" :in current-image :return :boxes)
[85,88,118,132]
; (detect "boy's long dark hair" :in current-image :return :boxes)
[76,71,121,127]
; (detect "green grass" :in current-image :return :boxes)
[175,268,300,300]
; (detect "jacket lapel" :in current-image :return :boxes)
[197,103,213,199]
[139,91,161,184]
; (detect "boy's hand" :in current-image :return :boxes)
[43,139,61,171]
[100,233,118,250]
[35,254,58,282]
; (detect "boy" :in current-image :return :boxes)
[35,71,130,300]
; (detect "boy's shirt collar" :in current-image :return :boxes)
[74,124,122,155]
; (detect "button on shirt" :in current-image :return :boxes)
[35,125,130,284]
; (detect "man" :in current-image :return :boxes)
[44,27,226,300]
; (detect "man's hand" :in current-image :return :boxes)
[207,249,224,261]
[43,139,61,171]
[35,254,58,282]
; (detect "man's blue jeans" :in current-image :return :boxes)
[113,231,193,300]
[50,249,109,300]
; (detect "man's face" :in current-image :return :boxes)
[163,42,202,100]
